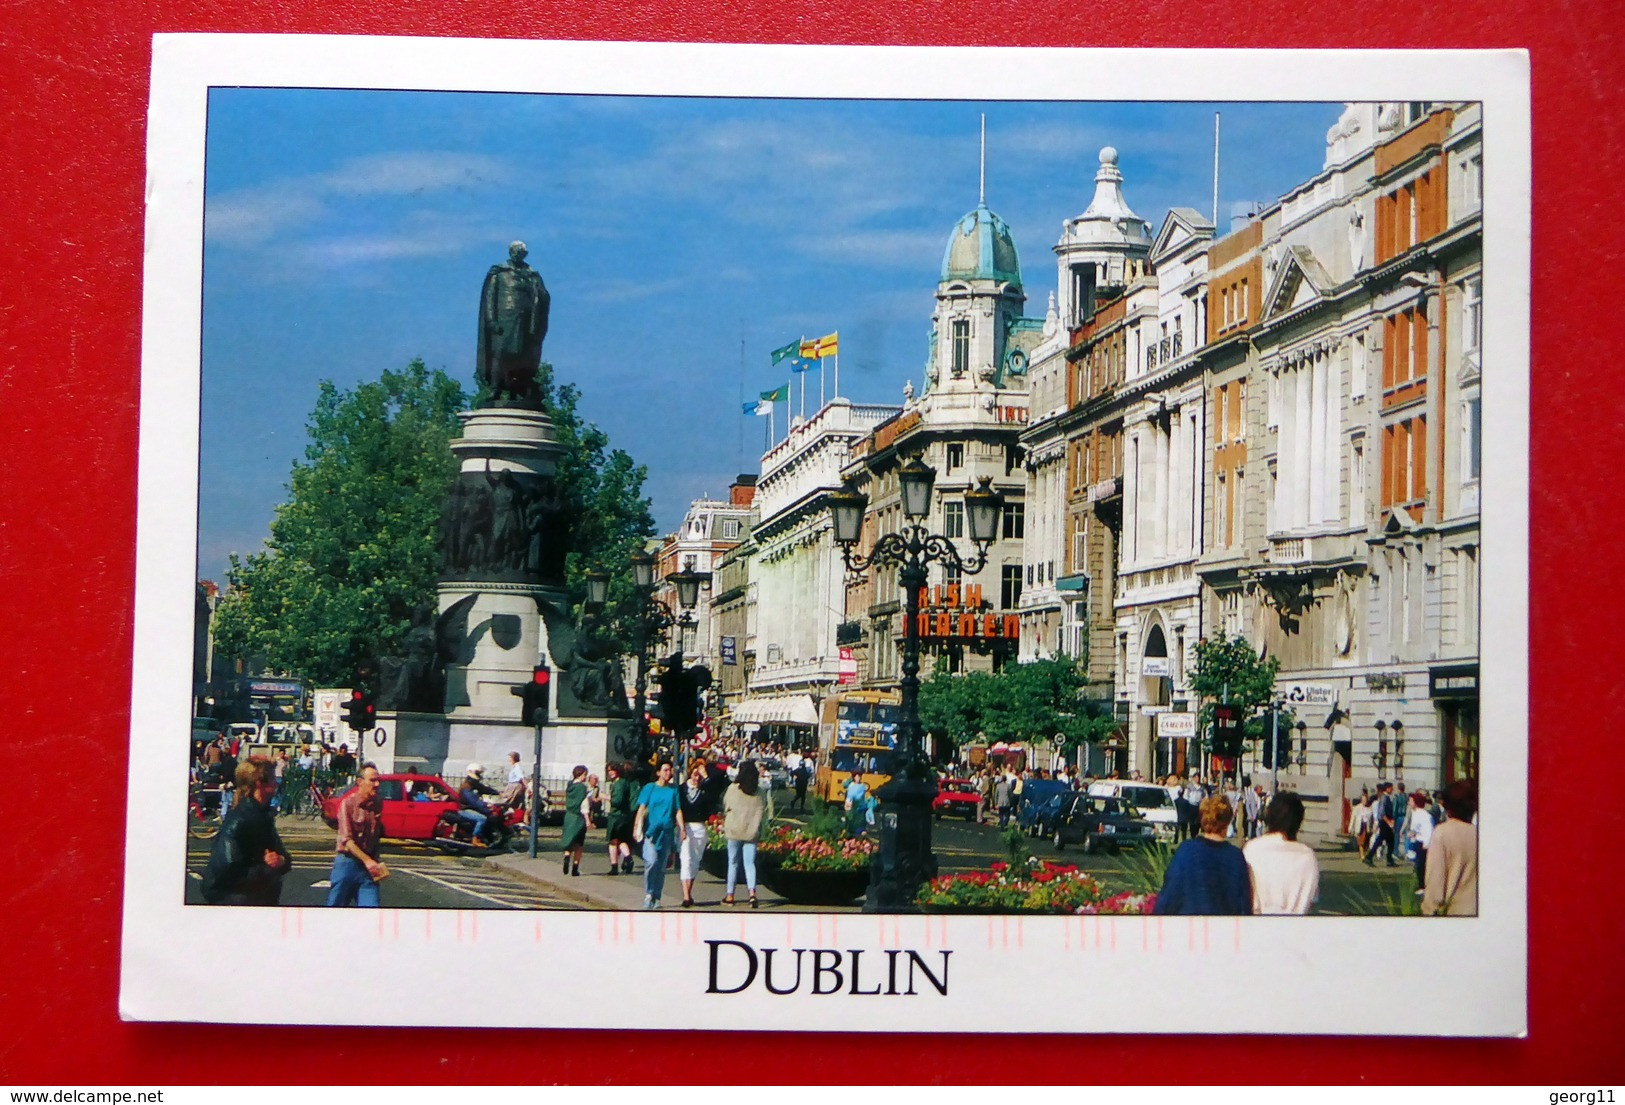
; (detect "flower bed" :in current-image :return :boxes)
[914,859,1157,915]
[758,825,877,873]
[1076,890,1158,915]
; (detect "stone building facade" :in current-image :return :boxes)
[839,197,1041,694]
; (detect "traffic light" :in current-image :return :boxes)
[511,663,551,727]
[654,656,697,733]
[342,688,376,733]
[1261,719,1292,769]
[1212,703,1242,758]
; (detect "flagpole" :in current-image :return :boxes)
[834,351,840,401]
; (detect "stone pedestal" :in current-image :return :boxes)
[409,401,633,785]
[388,711,635,788]
[438,405,566,722]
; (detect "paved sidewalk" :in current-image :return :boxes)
[487,848,800,912]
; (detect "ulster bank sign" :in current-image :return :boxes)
[913,583,1019,641]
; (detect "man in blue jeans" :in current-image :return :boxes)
[633,759,684,910]
[327,764,388,906]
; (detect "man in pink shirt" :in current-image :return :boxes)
[327,764,388,907]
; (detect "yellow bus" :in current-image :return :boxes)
[815,689,901,804]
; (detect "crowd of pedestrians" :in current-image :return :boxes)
[1150,777,1479,917]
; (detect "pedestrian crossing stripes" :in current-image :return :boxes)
[189,843,572,910]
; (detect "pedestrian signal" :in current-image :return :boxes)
[342,688,375,733]
[511,663,552,727]
[1212,703,1242,758]
[1262,722,1292,769]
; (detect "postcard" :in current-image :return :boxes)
[123,35,1529,1033]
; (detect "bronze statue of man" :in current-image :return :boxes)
[477,241,550,403]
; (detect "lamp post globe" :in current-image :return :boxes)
[630,550,656,591]
[898,455,936,519]
[583,569,609,609]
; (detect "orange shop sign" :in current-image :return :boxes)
[911,584,1018,640]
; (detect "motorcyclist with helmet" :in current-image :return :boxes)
[456,762,502,847]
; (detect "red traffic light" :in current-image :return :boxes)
[532,664,551,685]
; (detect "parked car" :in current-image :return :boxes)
[1015,779,1071,835]
[1086,779,1179,840]
[932,778,981,820]
[1024,791,1071,838]
[1052,793,1158,853]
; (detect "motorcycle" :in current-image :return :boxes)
[430,796,528,853]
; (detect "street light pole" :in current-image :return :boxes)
[829,462,1002,914]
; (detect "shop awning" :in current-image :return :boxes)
[730,695,820,726]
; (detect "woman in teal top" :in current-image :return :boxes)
[633,760,685,910]
[560,764,589,877]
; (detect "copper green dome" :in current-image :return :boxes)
[940,203,1022,287]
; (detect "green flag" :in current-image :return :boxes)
[759,384,789,402]
[769,340,801,365]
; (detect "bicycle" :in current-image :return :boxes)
[298,780,333,820]
[188,780,225,839]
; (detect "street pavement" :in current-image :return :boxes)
[184,819,579,910]
[187,804,1421,914]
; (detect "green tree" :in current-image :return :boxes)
[917,658,994,756]
[549,378,657,652]
[917,655,1117,761]
[213,359,657,687]
[212,359,467,685]
[1188,630,1283,740]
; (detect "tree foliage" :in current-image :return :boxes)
[1188,630,1284,739]
[918,656,1118,759]
[548,376,657,651]
[212,358,657,687]
[212,359,468,685]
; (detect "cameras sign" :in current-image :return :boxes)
[1156,711,1196,738]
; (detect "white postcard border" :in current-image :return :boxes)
[123,35,1530,1035]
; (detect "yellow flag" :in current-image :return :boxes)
[812,331,839,358]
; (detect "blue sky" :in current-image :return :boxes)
[198,90,1340,584]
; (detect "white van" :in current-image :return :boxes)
[1086,780,1179,839]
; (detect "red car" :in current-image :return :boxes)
[320,772,520,850]
[933,778,982,821]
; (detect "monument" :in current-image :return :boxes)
[377,242,633,786]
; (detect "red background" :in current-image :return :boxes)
[3,0,1622,1084]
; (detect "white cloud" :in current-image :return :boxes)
[207,185,327,247]
[315,151,516,197]
[207,150,519,252]
[792,227,947,268]
[576,275,691,305]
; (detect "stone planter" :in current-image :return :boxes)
[705,847,783,883]
[763,866,870,906]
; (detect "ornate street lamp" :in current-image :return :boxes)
[628,552,676,773]
[829,463,1003,912]
[583,569,610,610]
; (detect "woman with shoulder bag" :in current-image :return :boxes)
[723,760,766,908]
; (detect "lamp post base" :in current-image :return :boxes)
[863,773,938,913]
